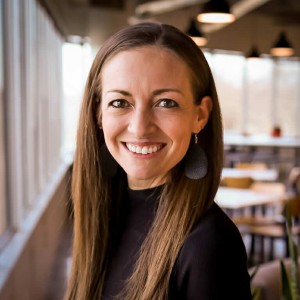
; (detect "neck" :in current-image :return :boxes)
[127,175,168,190]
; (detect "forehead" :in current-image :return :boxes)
[101,46,193,85]
[103,45,188,71]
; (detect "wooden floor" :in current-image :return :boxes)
[45,220,73,300]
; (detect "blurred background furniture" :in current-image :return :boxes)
[226,166,300,265]
[222,168,279,182]
[286,166,300,195]
[221,176,254,189]
[250,257,300,300]
[215,186,285,212]
[244,195,300,262]
[235,162,268,170]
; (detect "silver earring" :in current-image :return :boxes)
[195,133,198,144]
[184,134,208,180]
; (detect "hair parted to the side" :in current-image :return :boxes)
[65,22,223,300]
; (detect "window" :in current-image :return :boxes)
[203,49,300,137]
[246,58,273,135]
[62,41,92,160]
[276,59,300,137]
[0,0,7,238]
[0,0,64,241]
[210,52,245,133]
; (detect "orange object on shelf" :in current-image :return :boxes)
[271,126,281,137]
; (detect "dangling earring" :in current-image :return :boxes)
[184,133,208,180]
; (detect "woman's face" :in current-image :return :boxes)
[101,46,211,190]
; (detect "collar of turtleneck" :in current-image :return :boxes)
[126,185,164,212]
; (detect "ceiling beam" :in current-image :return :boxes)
[135,0,204,17]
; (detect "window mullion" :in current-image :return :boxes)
[3,0,23,228]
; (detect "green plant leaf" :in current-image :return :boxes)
[250,265,261,299]
[281,260,293,300]
[288,231,299,300]
[252,286,261,300]
[285,201,300,300]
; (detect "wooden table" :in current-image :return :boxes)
[215,187,285,210]
[222,168,279,182]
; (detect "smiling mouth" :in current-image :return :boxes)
[125,143,163,155]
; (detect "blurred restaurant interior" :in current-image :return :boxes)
[0,0,300,299]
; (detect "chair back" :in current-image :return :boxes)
[221,176,253,189]
[286,167,300,195]
[251,182,286,195]
[288,195,300,217]
[235,162,267,170]
[281,195,300,225]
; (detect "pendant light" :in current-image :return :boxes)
[186,19,207,47]
[246,45,260,60]
[270,31,294,57]
[197,0,235,24]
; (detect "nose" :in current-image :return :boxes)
[128,107,155,138]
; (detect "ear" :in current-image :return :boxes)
[193,96,213,133]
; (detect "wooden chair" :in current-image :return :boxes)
[286,166,300,195]
[250,182,286,194]
[232,182,285,223]
[235,162,268,170]
[239,196,300,263]
[220,176,254,219]
[221,176,253,189]
[232,184,284,264]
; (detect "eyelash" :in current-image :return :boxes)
[157,99,179,108]
[108,98,179,109]
[109,99,130,108]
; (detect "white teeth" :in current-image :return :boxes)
[126,143,161,155]
[142,147,148,154]
[136,146,142,154]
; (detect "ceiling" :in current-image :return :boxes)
[43,0,300,56]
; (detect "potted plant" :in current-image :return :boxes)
[280,203,300,300]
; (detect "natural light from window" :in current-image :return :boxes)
[62,42,93,161]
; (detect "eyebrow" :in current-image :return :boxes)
[105,90,132,96]
[152,88,183,96]
[105,88,183,96]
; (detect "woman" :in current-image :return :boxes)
[65,22,251,300]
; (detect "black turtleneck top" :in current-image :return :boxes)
[102,186,251,300]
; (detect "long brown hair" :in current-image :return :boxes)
[65,22,223,300]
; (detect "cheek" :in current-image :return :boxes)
[102,116,124,147]
[164,117,193,140]
[102,117,115,141]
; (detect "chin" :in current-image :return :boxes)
[128,172,155,180]
[125,168,158,179]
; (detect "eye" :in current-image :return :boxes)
[109,99,130,108]
[157,99,179,108]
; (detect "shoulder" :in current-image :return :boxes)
[169,203,251,300]
[187,203,243,249]
[178,203,246,268]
